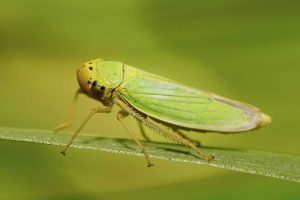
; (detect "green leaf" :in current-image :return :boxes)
[0,127,299,183]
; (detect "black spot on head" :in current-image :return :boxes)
[100,86,105,90]
[92,81,97,87]
[89,66,93,70]
[87,80,91,84]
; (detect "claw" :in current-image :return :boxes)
[54,123,69,133]
[60,150,67,156]
[147,163,154,167]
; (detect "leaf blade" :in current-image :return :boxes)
[0,127,299,183]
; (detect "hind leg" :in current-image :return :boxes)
[174,129,202,147]
[114,98,214,161]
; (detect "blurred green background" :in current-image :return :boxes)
[0,0,299,199]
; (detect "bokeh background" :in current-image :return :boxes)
[0,0,299,199]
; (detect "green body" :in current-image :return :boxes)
[77,59,271,133]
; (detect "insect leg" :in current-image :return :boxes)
[174,129,202,147]
[177,134,214,161]
[114,98,213,161]
[139,118,213,161]
[142,118,213,161]
[117,110,154,167]
[54,89,82,133]
[138,120,152,142]
[60,105,112,155]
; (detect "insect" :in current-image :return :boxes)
[55,58,271,167]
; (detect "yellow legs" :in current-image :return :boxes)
[55,95,213,166]
[118,110,154,167]
[54,89,82,133]
[60,105,112,155]
[114,98,214,162]
[174,129,202,147]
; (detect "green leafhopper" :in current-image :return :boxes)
[55,58,271,167]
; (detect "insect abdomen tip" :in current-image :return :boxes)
[258,113,272,128]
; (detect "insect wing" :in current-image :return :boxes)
[119,72,266,132]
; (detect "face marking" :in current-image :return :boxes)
[77,58,109,99]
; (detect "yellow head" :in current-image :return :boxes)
[77,58,124,101]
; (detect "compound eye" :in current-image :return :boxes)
[91,81,104,92]
[92,81,97,87]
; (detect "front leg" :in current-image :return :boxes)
[60,105,112,155]
[54,89,82,133]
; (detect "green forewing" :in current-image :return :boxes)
[119,67,262,132]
